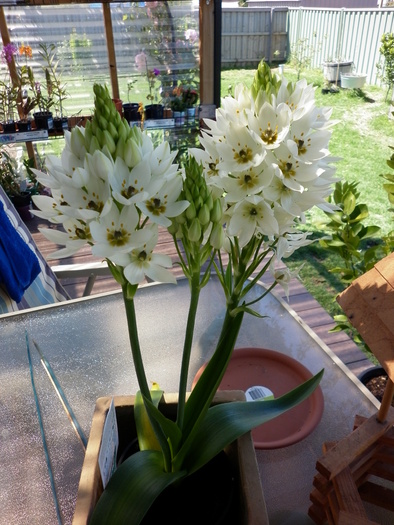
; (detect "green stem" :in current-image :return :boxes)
[176,270,201,428]
[122,286,151,402]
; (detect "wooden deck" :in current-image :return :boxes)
[27,214,374,379]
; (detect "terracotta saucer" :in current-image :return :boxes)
[192,347,324,449]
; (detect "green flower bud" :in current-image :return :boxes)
[188,218,201,243]
[115,135,125,159]
[198,203,210,226]
[103,130,116,155]
[89,135,101,155]
[124,137,142,168]
[205,193,213,211]
[210,222,224,250]
[210,198,223,223]
[98,115,108,131]
[118,121,129,143]
[186,201,196,220]
[95,128,105,149]
[107,122,118,142]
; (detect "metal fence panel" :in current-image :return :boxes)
[288,8,394,85]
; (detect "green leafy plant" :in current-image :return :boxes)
[38,43,68,118]
[319,180,382,282]
[0,146,21,197]
[289,34,320,80]
[379,146,394,252]
[376,32,394,100]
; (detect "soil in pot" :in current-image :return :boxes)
[360,368,393,406]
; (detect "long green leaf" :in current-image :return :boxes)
[90,450,186,525]
[142,395,183,454]
[178,369,324,474]
[135,386,163,451]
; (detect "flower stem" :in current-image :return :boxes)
[176,270,201,428]
[122,286,151,402]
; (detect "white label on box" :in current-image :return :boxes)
[98,399,119,488]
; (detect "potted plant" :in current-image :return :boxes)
[135,51,163,119]
[0,145,32,220]
[182,86,198,122]
[0,43,19,132]
[31,59,336,524]
[38,43,68,132]
[123,79,142,124]
[170,84,186,125]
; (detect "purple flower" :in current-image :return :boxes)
[1,43,17,64]
[153,68,160,77]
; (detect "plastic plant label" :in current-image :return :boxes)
[98,399,119,487]
[245,386,274,402]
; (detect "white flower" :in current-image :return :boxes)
[109,157,153,206]
[226,195,279,247]
[215,123,267,173]
[190,139,221,179]
[220,165,273,202]
[248,101,291,150]
[90,204,150,258]
[111,224,176,285]
[38,218,91,259]
[137,174,189,227]
[270,144,318,192]
[149,141,179,179]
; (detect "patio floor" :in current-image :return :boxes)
[27,214,375,379]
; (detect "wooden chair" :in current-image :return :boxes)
[309,253,394,525]
[0,185,110,314]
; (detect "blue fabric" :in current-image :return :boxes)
[0,200,41,302]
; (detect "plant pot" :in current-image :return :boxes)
[73,392,268,525]
[323,61,353,83]
[9,191,33,221]
[186,106,196,123]
[144,104,164,120]
[123,103,141,123]
[192,348,324,449]
[173,110,186,126]
[358,366,389,403]
[1,121,16,133]
[33,111,54,130]
[340,73,367,89]
[53,116,69,132]
[17,120,32,132]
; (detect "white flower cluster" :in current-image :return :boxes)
[32,124,188,285]
[191,69,338,262]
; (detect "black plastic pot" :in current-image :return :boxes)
[145,104,164,120]
[2,121,16,133]
[358,366,387,386]
[33,111,54,130]
[123,103,141,123]
[17,120,32,132]
[53,117,69,132]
